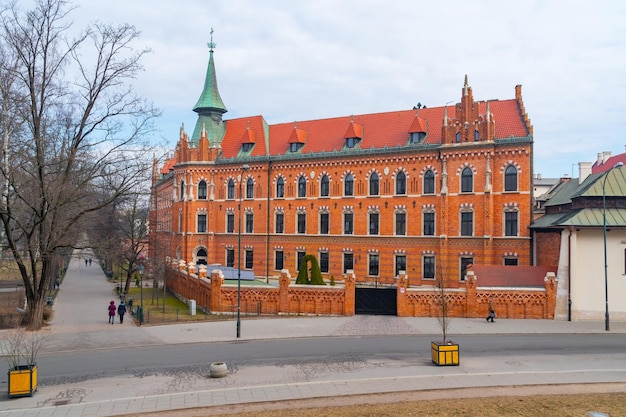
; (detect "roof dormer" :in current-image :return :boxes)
[240,122,256,153]
[343,119,363,149]
[288,124,307,153]
[408,111,428,144]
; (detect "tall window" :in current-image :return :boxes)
[226,213,234,233]
[396,171,406,195]
[320,174,330,197]
[198,180,207,200]
[368,254,379,276]
[369,213,379,235]
[423,255,435,279]
[320,251,329,273]
[275,250,284,270]
[423,211,435,236]
[343,252,354,273]
[179,181,185,201]
[276,177,285,198]
[275,212,284,234]
[226,248,234,267]
[395,255,406,276]
[395,212,406,235]
[344,173,354,196]
[245,178,254,199]
[245,212,253,233]
[298,175,307,197]
[344,212,354,234]
[461,167,473,193]
[460,211,473,236]
[320,212,330,234]
[369,172,379,196]
[423,170,435,194]
[227,179,235,199]
[460,257,473,281]
[504,211,518,236]
[297,212,306,234]
[197,213,207,233]
[296,251,305,271]
[504,165,518,192]
[245,249,253,269]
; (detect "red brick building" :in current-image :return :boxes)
[149,43,534,288]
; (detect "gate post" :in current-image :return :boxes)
[279,269,291,314]
[344,270,355,316]
[210,269,224,312]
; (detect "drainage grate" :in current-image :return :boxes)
[54,400,70,406]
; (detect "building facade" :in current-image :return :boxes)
[149,43,535,287]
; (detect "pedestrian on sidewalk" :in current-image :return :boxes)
[117,301,127,324]
[108,300,116,324]
[486,298,495,323]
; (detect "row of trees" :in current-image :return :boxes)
[0,0,159,329]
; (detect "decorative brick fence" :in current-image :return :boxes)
[165,263,557,319]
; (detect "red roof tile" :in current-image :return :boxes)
[219,99,529,159]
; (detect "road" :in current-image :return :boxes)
[37,333,626,387]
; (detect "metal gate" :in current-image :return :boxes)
[355,287,397,315]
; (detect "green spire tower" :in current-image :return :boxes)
[191,28,227,146]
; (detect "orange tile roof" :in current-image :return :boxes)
[219,100,529,159]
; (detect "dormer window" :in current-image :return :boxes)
[289,142,303,153]
[346,137,359,149]
[241,143,254,152]
[410,132,426,144]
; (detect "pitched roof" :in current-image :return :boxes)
[470,265,556,287]
[218,100,530,159]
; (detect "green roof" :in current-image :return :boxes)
[193,49,227,114]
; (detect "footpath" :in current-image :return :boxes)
[0,249,625,417]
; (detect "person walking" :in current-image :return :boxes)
[486,298,495,323]
[117,301,127,324]
[108,300,116,324]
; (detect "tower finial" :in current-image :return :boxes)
[208,27,216,52]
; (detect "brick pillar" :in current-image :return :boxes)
[188,263,195,276]
[198,265,207,279]
[397,272,409,317]
[279,270,291,314]
[544,272,558,319]
[210,269,224,312]
[343,271,355,316]
[464,270,478,317]
[179,260,186,272]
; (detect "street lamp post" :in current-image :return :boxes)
[602,162,623,332]
[237,164,250,338]
[139,264,145,325]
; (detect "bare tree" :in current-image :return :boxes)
[0,0,159,329]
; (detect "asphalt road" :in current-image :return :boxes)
[37,333,626,386]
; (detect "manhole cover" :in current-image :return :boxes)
[54,400,70,406]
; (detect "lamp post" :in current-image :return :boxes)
[602,162,623,331]
[237,164,250,338]
[139,264,145,325]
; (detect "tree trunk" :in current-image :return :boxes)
[25,297,45,330]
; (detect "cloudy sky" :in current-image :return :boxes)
[71,0,626,178]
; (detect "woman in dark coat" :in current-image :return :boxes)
[108,300,116,324]
[117,301,127,324]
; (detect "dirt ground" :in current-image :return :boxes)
[127,383,626,417]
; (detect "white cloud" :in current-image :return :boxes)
[69,0,626,177]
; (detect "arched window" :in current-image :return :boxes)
[369,172,379,196]
[198,180,207,200]
[504,165,518,192]
[396,171,406,195]
[423,170,435,194]
[320,174,330,197]
[298,175,307,198]
[276,177,285,198]
[245,178,254,199]
[344,173,354,196]
[227,179,235,200]
[461,167,473,193]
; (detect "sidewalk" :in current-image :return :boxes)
[1,249,625,417]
